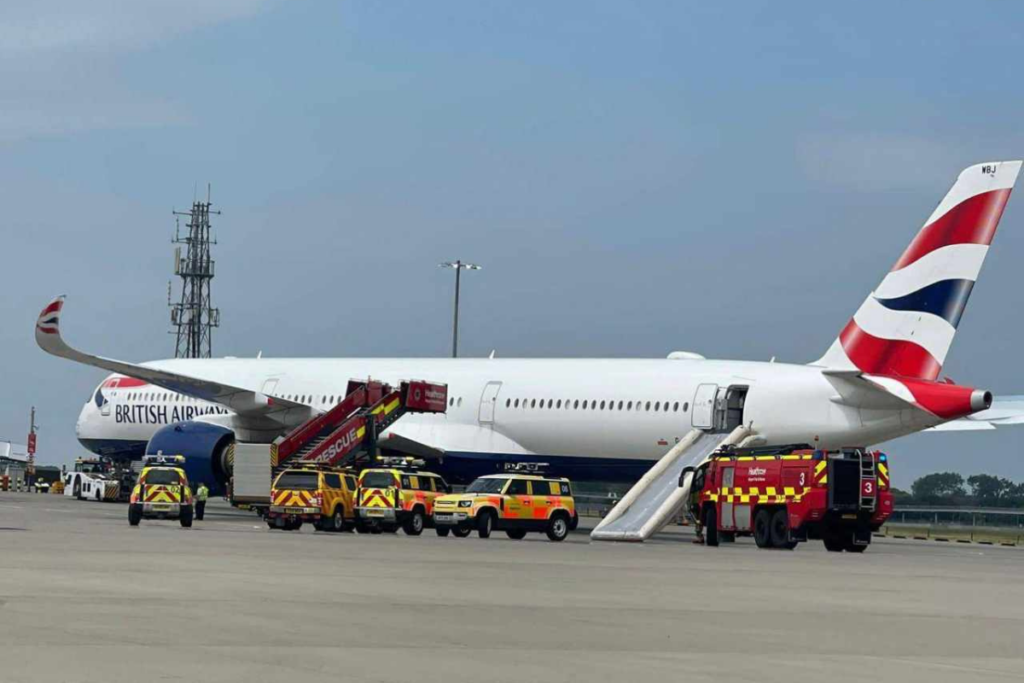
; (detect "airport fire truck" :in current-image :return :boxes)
[686,447,893,552]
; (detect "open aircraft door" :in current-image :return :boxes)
[691,383,718,429]
[478,381,502,425]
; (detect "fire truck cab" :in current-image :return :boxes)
[686,447,893,552]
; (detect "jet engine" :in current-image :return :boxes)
[145,421,235,496]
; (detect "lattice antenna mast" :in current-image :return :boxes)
[170,187,221,358]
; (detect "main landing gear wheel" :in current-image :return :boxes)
[770,509,797,550]
[754,509,772,549]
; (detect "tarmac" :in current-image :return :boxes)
[1,492,1022,683]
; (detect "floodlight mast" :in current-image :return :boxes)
[438,260,482,358]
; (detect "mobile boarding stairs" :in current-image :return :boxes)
[271,379,447,474]
[591,423,761,543]
[230,379,447,509]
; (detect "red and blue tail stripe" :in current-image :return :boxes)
[817,161,1021,381]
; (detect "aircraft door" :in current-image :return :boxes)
[478,381,503,425]
[261,378,280,399]
[691,384,718,429]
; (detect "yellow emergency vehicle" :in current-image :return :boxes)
[128,455,194,527]
[267,466,359,532]
[432,473,577,541]
[356,460,451,535]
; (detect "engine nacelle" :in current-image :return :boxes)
[146,421,235,497]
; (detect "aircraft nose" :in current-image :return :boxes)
[75,399,93,438]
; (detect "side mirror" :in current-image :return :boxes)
[679,466,695,487]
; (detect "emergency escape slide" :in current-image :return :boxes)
[271,379,447,473]
[591,425,754,542]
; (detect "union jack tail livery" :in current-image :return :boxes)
[817,160,1022,380]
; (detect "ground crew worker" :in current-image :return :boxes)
[684,464,708,544]
[195,482,209,521]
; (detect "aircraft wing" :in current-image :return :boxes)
[35,296,307,418]
[927,396,1024,431]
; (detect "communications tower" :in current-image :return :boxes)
[170,189,220,358]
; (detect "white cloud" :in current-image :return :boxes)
[0,0,276,142]
[0,0,275,53]
[796,132,960,192]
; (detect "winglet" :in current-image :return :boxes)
[35,295,74,359]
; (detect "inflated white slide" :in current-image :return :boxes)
[591,425,751,542]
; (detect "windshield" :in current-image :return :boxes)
[466,478,507,494]
[144,470,181,486]
[274,472,319,490]
[361,471,397,488]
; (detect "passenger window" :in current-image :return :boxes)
[400,476,411,489]
[325,474,341,489]
[437,479,451,493]
[408,476,419,490]
[506,479,528,495]
[683,402,689,412]
[559,482,571,496]
[345,476,358,490]
[531,481,555,496]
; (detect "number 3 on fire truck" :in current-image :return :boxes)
[799,472,805,486]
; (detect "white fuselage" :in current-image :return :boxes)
[76,356,941,477]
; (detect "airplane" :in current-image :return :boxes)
[40,160,1024,495]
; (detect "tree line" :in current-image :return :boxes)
[893,473,1024,508]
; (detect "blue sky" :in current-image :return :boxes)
[2,2,1023,487]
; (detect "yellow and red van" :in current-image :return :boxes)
[356,466,450,535]
[267,467,358,532]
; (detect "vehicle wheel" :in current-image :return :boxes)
[770,509,797,550]
[704,507,719,547]
[477,511,494,539]
[403,509,425,536]
[506,529,527,540]
[436,526,451,537]
[384,524,398,534]
[569,512,579,531]
[546,514,569,542]
[292,521,303,531]
[453,526,472,538]
[355,521,370,534]
[330,508,346,533]
[844,538,869,553]
[370,525,383,534]
[266,520,276,530]
[180,506,193,528]
[822,531,845,552]
[754,509,773,548]
[128,504,142,527]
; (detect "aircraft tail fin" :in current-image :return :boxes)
[815,160,1022,379]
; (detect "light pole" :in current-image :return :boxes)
[439,260,481,358]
